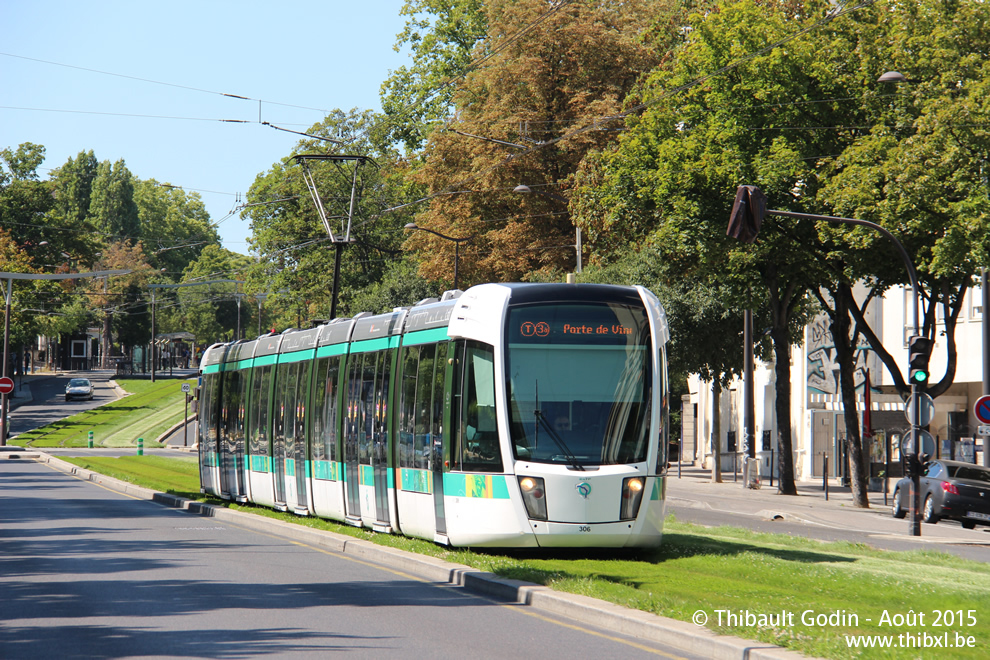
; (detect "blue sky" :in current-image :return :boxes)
[1,0,408,255]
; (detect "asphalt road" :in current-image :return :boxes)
[0,457,703,660]
[7,372,118,439]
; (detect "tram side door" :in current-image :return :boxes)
[343,353,362,522]
[432,342,450,539]
[272,367,287,506]
[219,370,241,499]
[372,350,391,529]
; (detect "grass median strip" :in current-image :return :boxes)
[13,378,194,448]
[52,454,990,659]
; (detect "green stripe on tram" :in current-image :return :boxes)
[278,348,315,364]
[350,336,394,354]
[254,354,277,367]
[402,327,450,346]
[202,363,221,374]
[316,343,349,358]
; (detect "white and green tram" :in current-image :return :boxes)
[197,282,670,548]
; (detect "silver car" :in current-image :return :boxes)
[65,378,94,401]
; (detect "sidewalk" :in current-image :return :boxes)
[666,463,990,545]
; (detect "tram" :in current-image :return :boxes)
[197,282,670,548]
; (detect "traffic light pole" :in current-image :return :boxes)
[729,187,924,536]
[770,210,925,537]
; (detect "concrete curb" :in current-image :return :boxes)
[31,452,815,659]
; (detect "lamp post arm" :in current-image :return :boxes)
[766,209,920,336]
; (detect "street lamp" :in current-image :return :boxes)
[877,71,909,83]
[403,223,474,290]
[512,184,581,273]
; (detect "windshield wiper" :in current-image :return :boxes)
[534,409,585,471]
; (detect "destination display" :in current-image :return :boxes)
[507,303,648,345]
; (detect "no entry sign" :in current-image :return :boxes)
[975,395,990,425]
[0,376,13,394]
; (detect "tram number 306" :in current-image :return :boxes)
[579,525,592,532]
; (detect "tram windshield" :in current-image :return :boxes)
[505,302,653,466]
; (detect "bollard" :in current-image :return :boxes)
[137,437,144,456]
[88,431,94,448]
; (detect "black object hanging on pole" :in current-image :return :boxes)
[727,185,766,243]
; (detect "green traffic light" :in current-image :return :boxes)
[911,370,928,383]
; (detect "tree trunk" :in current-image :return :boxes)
[772,325,798,495]
[832,289,870,507]
[711,382,722,483]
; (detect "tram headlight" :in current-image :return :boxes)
[620,477,645,521]
[517,476,548,521]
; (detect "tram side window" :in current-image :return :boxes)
[453,342,501,473]
[249,365,273,463]
[293,361,309,448]
[432,342,448,451]
[414,343,438,469]
[276,362,300,450]
[199,374,219,454]
[356,353,374,465]
[397,345,421,469]
[223,370,241,455]
[375,349,392,455]
[311,357,341,464]
[236,368,249,454]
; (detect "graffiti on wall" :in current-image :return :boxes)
[807,315,875,395]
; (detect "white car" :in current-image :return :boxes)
[65,378,94,401]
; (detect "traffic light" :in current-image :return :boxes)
[727,185,766,243]
[908,335,932,388]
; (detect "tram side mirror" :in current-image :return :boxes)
[668,441,680,463]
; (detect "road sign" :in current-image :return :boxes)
[905,392,935,426]
[975,395,990,425]
[902,430,936,457]
[978,425,990,436]
[181,383,191,393]
[0,377,13,394]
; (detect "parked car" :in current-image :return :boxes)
[65,378,94,401]
[891,459,990,529]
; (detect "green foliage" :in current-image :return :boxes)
[1,142,46,181]
[245,109,422,326]
[379,0,487,152]
[346,257,438,314]
[170,245,255,344]
[53,150,99,226]
[87,159,140,241]
[134,179,221,275]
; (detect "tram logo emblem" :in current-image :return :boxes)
[575,482,592,499]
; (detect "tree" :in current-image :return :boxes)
[85,241,155,363]
[87,159,140,242]
[176,245,254,345]
[819,0,990,403]
[379,0,487,152]
[1,143,46,181]
[574,0,990,503]
[572,0,858,495]
[53,150,99,226]
[134,179,220,275]
[406,0,664,286]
